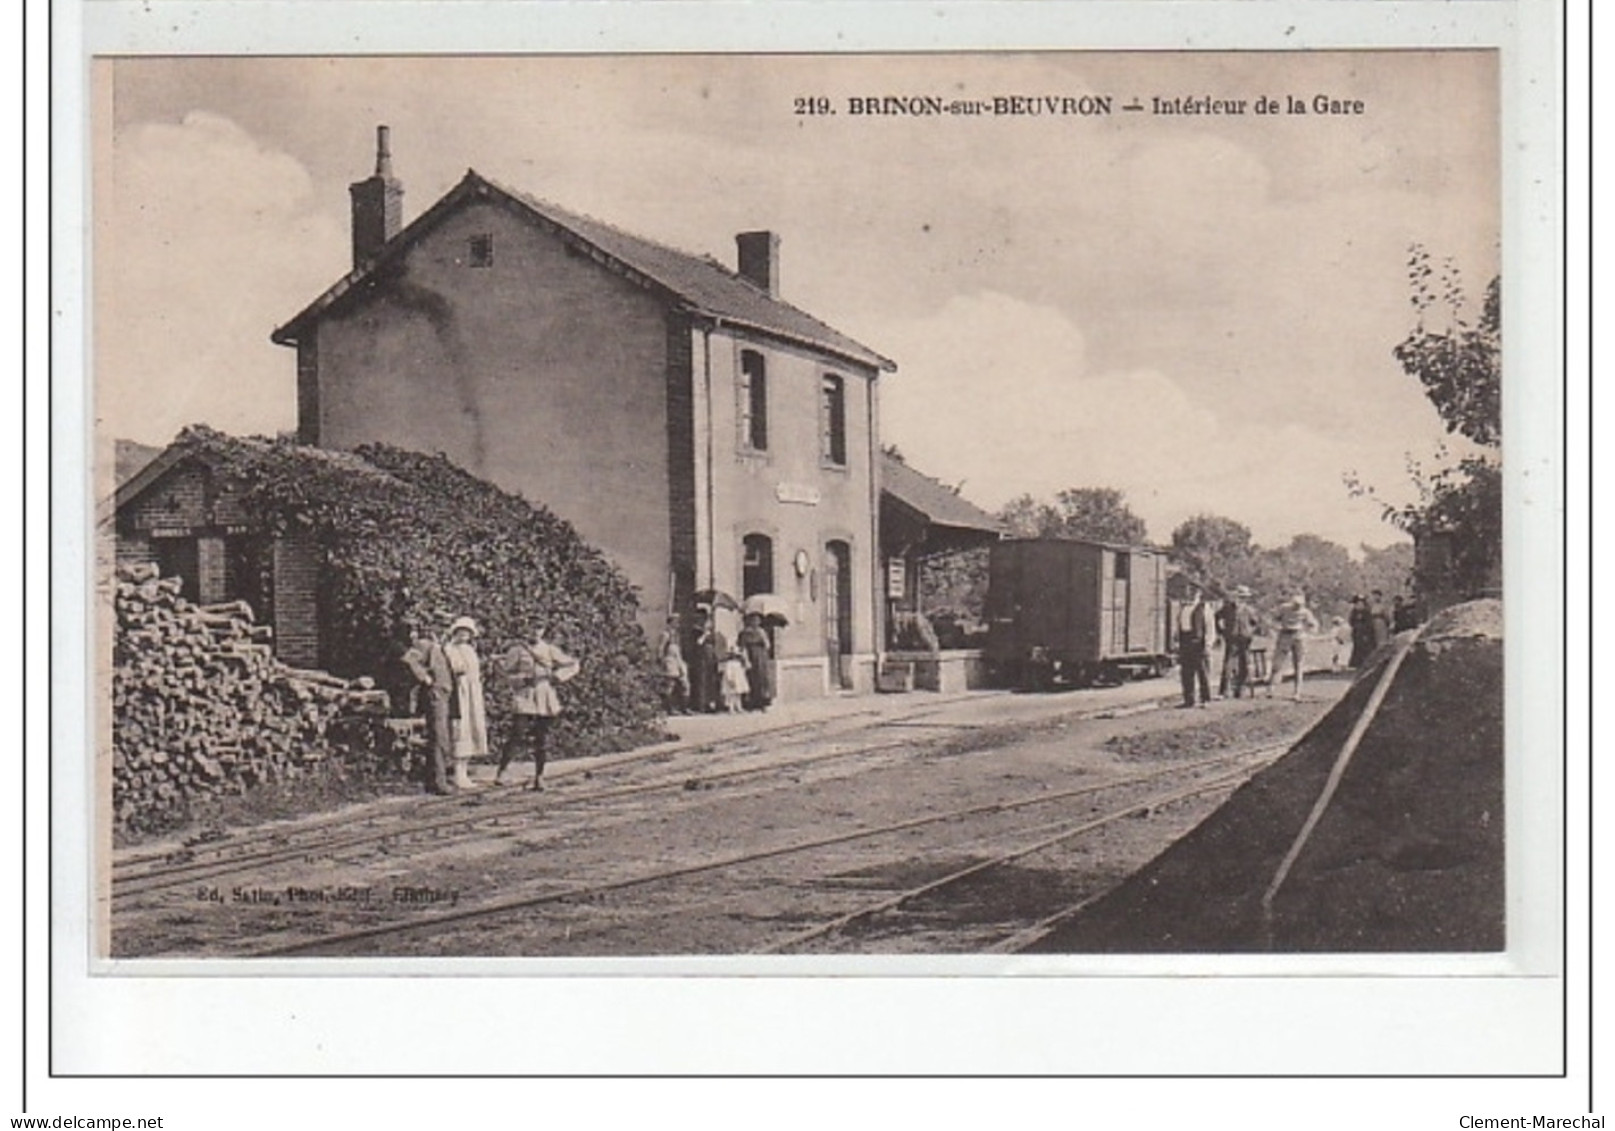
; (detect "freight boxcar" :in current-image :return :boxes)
[984,538,1172,689]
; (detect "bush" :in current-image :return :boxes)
[174,426,664,756]
[890,610,941,653]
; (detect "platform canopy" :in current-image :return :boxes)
[879,454,1005,559]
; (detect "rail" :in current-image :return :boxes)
[245,742,1284,958]
[762,758,1278,954]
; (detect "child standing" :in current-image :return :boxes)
[720,649,750,713]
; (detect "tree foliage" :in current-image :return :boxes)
[1248,535,1358,621]
[1357,542,1417,600]
[1357,246,1502,599]
[997,495,1053,538]
[1167,515,1413,625]
[1393,247,1501,447]
[998,487,1148,545]
[172,426,663,757]
[1386,455,1502,598]
[918,546,992,639]
[1169,514,1255,587]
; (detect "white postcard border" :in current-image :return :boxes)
[46,0,1571,1085]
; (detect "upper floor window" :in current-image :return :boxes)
[821,374,847,467]
[468,233,495,268]
[739,350,768,452]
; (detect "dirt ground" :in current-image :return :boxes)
[110,674,1355,958]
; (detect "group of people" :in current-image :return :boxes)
[399,601,776,794]
[1345,591,1418,668]
[402,615,580,795]
[657,609,775,716]
[1175,583,1321,707]
[1176,582,1423,709]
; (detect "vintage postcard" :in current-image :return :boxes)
[51,0,1568,1091]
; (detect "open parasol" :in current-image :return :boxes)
[741,592,792,626]
[692,588,742,613]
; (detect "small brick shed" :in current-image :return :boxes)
[109,441,324,667]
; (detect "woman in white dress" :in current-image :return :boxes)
[443,615,489,788]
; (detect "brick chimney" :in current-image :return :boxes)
[349,125,404,267]
[736,231,781,296]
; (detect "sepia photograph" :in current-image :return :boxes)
[33,0,1590,1102]
[91,49,1511,963]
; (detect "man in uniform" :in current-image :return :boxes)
[495,625,581,792]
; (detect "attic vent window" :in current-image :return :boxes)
[468,234,494,268]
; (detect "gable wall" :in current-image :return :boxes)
[309,199,680,632]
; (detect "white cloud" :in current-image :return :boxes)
[99,112,345,443]
[879,291,1417,552]
[880,292,1215,503]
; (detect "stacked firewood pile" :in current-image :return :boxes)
[112,562,395,832]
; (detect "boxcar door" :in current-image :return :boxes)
[1109,551,1131,654]
[1127,551,1160,652]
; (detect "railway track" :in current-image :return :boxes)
[109,707,956,898]
[239,739,1287,958]
[110,690,1178,904]
[764,762,1263,954]
[109,707,881,877]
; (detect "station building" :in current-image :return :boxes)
[271,129,895,700]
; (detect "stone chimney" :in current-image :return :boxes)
[349,125,404,267]
[736,230,781,296]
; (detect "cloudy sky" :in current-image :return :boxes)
[95,52,1498,552]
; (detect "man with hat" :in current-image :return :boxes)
[1176,580,1217,708]
[401,616,454,794]
[1217,585,1261,700]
